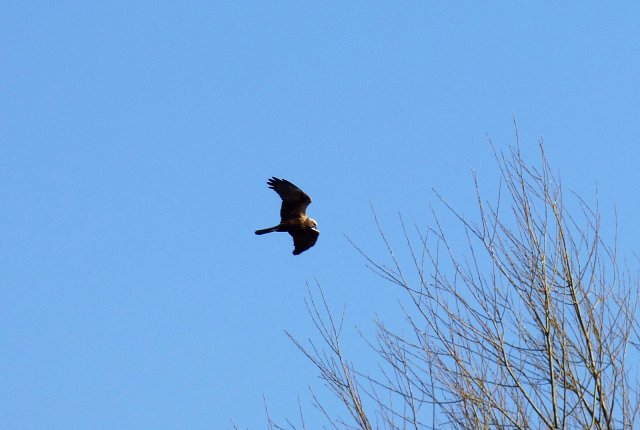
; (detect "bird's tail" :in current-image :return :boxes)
[255,226,279,235]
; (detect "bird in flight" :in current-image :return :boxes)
[255,177,319,255]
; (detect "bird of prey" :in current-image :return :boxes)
[255,177,319,255]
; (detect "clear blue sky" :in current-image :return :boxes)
[2,2,639,429]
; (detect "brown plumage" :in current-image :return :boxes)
[255,177,319,255]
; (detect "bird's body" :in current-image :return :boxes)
[255,177,319,255]
[255,217,317,235]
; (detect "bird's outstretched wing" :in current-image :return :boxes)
[267,177,312,222]
[290,228,319,255]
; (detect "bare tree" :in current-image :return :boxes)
[282,141,640,429]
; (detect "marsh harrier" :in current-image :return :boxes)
[255,177,319,255]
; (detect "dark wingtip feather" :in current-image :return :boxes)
[267,177,279,189]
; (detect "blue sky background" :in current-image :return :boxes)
[2,2,639,429]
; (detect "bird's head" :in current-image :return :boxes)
[308,218,319,231]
